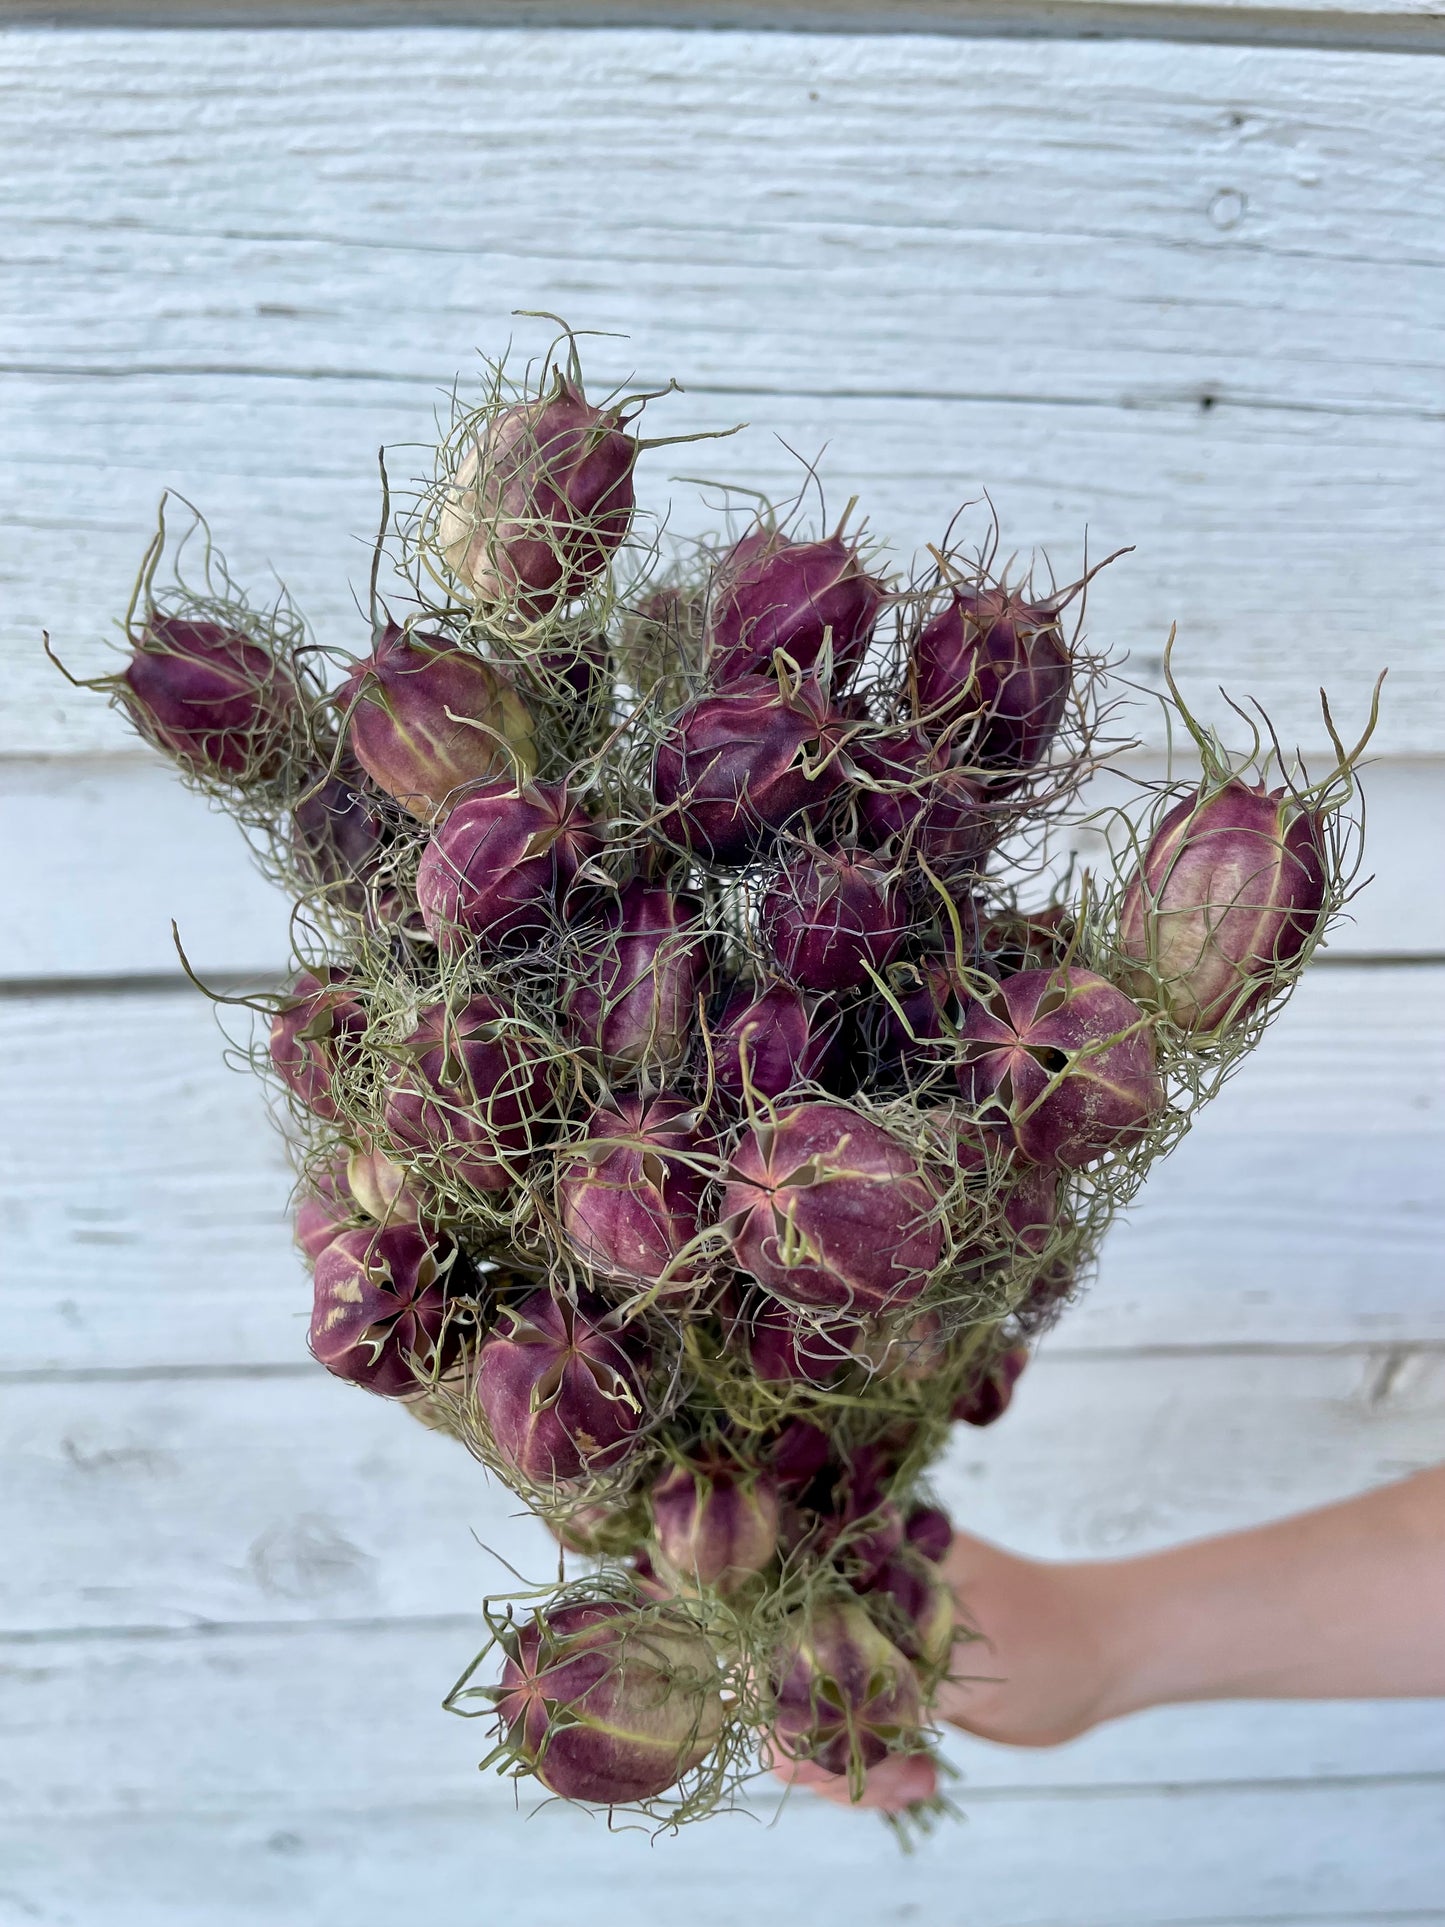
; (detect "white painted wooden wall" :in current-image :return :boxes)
[2,13,1443,1924]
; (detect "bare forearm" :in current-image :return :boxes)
[1088,1466,1445,1719]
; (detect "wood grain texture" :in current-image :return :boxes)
[2,1751,1443,1924]
[7,1350,1444,1635]
[2,964,1441,1372]
[6,755,1441,984]
[2,29,1439,755]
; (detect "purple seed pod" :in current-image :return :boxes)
[294,1153,353,1261]
[710,978,840,1108]
[760,845,910,994]
[549,1497,646,1558]
[535,629,612,705]
[822,1446,907,1584]
[914,767,994,878]
[870,953,972,1064]
[497,1601,723,1805]
[309,1223,462,1399]
[558,1092,710,1297]
[770,1601,922,1780]
[723,1101,942,1317]
[291,767,387,907]
[566,882,707,1078]
[980,903,1076,979]
[383,997,553,1193]
[1117,778,1330,1033]
[1012,1257,1077,1335]
[437,377,640,616]
[651,1456,782,1594]
[120,611,301,782]
[937,1113,1061,1254]
[913,585,1069,789]
[474,1288,648,1483]
[959,967,1161,1168]
[849,727,948,848]
[951,1344,1029,1426]
[768,1419,833,1493]
[863,1554,956,1672]
[416,778,601,953]
[652,675,844,864]
[903,1504,953,1566]
[268,969,367,1122]
[705,527,885,689]
[857,1308,947,1383]
[745,1296,861,1386]
[345,1142,429,1226]
[340,623,537,821]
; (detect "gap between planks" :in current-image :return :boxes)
[1,3,1442,59]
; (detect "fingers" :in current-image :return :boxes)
[772,1751,939,1813]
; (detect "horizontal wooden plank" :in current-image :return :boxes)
[6,1350,1443,1636]
[6,756,1441,984]
[7,1615,1445,1807]
[2,31,1440,755]
[5,2,1443,54]
[1,965,1441,1373]
[2,1756,1443,1924]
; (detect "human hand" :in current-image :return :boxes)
[776,1465,1445,1813]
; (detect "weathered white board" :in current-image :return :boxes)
[2,965,1442,1372]
[6,1350,1444,1636]
[3,20,1444,1925]
[5,754,1442,985]
[2,1771,1444,1926]
[1,28,1440,755]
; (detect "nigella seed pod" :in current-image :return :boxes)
[383,997,553,1194]
[345,1142,428,1227]
[850,728,948,848]
[769,1601,922,1782]
[415,778,600,953]
[268,969,367,1122]
[558,1093,710,1298]
[959,967,1162,1168]
[651,1457,782,1594]
[705,527,885,689]
[863,1554,956,1674]
[120,611,301,783]
[914,767,994,878]
[294,1152,353,1260]
[340,624,536,821]
[309,1223,463,1399]
[857,1307,947,1383]
[935,1112,1061,1254]
[768,1419,832,1493]
[952,1344,1029,1426]
[474,1289,648,1483]
[722,1100,942,1317]
[548,1497,647,1559]
[566,882,707,1079]
[1116,779,1329,1033]
[871,954,971,1066]
[744,1296,860,1386]
[903,1504,953,1566]
[652,675,844,864]
[291,767,387,908]
[496,1601,724,1805]
[710,979,840,1109]
[980,903,1075,979]
[760,845,910,994]
[436,377,640,616]
[913,585,1069,789]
